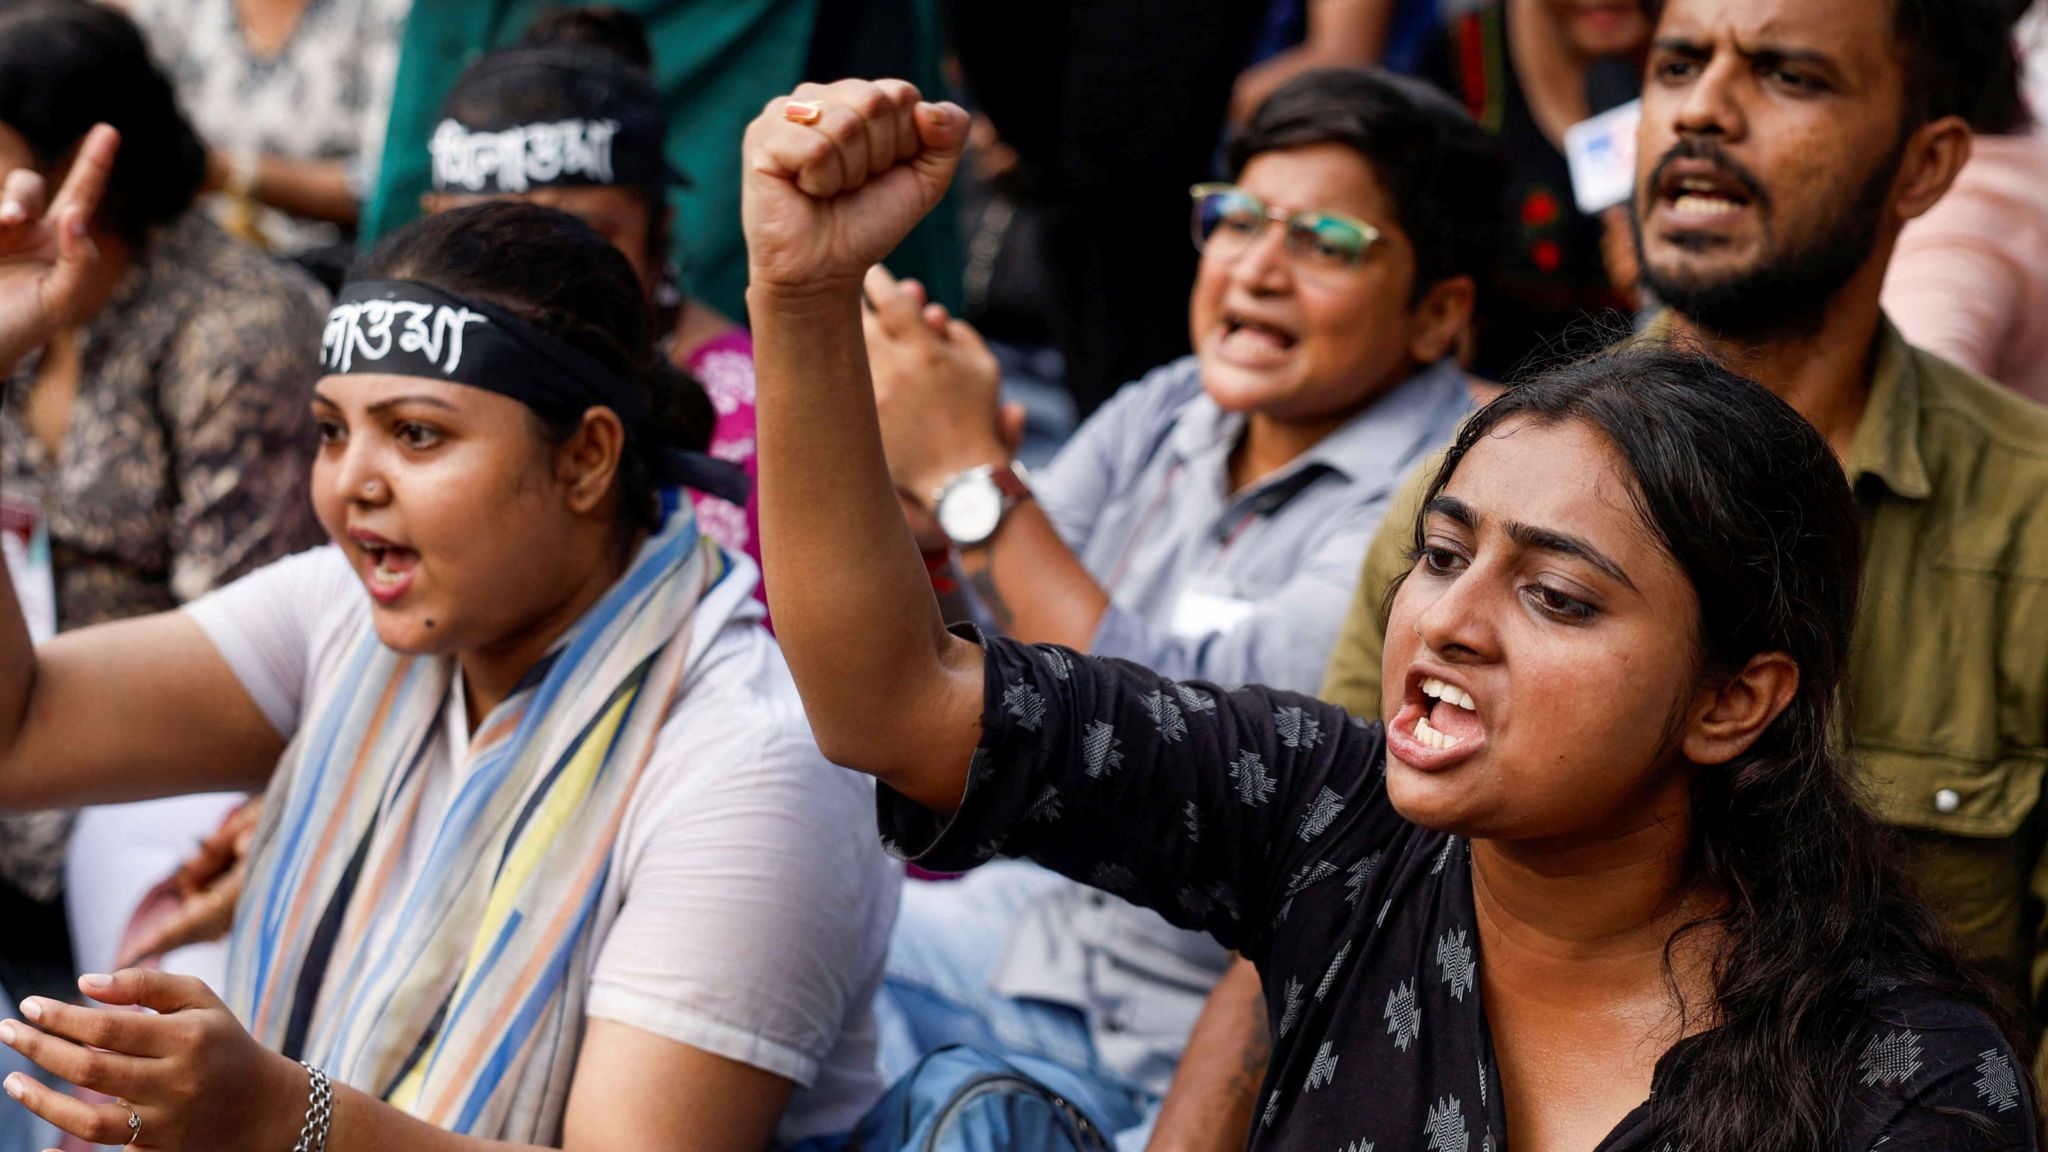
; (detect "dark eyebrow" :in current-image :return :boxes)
[1653,34,1842,76]
[1422,496,1477,530]
[1505,521,1638,592]
[311,389,460,416]
[1748,47,1837,68]
[1651,36,1711,58]
[365,395,461,416]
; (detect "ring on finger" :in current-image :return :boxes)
[783,100,824,125]
[120,1098,141,1146]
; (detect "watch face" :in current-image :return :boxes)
[939,479,1004,544]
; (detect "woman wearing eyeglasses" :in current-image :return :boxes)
[853,68,1506,1150]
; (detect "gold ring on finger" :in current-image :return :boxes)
[783,100,824,125]
[120,1099,141,1146]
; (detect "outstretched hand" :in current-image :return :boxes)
[0,124,119,372]
[742,80,967,301]
[1,969,304,1151]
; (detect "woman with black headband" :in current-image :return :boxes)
[0,130,895,1152]
[422,9,763,575]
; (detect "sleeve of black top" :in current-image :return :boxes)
[875,628,1406,957]
[1858,1015,2040,1151]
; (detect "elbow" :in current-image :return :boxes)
[810,727,880,778]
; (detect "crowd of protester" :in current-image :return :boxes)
[0,0,2044,1150]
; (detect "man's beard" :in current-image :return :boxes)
[1632,138,1902,344]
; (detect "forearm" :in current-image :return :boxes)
[1306,0,1396,61]
[1146,957,1268,1152]
[325,1083,533,1152]
[955,502,1110,649]
[750,285,982,808]
[244,156,360,226]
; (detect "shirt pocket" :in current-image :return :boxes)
[1860,746,2046,839]
[1850,538,2048,837]
[1860,747,2043,994]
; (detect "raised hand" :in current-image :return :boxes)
[742,80,967,300]
[0,124,119,372]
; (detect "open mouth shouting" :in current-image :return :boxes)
[1214,307,1300,368]
[349,528,422,605]
[1649,154,1764,235]
[1388,670,1488,771]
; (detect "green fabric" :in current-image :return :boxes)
[1321,317,2048,1026]
[802,0,961,313]
[362,0,960,319]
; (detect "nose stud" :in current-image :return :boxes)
[361,479,383,500]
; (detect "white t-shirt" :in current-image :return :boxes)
[185,547,897,1143]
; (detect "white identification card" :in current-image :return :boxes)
[1,492,55,643]
[1168,586,1257,640]
[1562,99,1641,215]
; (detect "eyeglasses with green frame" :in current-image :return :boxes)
[1188,183,1383,275]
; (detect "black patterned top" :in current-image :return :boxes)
[879,632,2040,1151]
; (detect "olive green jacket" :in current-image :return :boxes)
[1321,319,2048,1030]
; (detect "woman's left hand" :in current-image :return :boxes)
[1,969,306,1151]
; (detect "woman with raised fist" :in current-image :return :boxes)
[740,80,2040,1152]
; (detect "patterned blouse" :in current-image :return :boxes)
[0,212,329,900]
[880,633,2040,1151]
[128,0,411,255]
[680,330,765,612]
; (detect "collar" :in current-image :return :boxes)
[1634,310,1931,502]
[1841,318,1932,502]
[1166,356,1471,505]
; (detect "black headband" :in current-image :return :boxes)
[319,279,750,507]
[322,279,648,424]
[430,48,681,195]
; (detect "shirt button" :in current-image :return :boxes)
[1934,788,1961,814]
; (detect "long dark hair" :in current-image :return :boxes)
[0,0,206,246]
[1413,345,2036,1148]
[359,201,702,533]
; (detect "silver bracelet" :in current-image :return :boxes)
[291,1061,333,1152]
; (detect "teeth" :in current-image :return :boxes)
[1671,193,1741,217]
[1412,715,1463,750]
[1419,677,1476,712]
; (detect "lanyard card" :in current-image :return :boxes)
[1168,585,1257,640]
[1562,98,1642,216]
[1,492,56,642]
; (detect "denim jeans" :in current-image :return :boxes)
[874,863,1163,1152]
[0,979,60,1152]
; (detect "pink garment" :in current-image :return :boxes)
[1882,134,2048,405]
[681,329,767,611]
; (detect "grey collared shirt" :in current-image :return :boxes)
[986,355,1471,1096]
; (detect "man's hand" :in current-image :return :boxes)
[0,124,118,372]
[862,264,1017,501]
[742,80,968,303]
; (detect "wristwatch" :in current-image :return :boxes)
[932,462,1033,548]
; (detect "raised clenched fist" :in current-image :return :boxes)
[741,79,968,300]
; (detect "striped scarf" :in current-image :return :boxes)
[226,502,729,1142]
